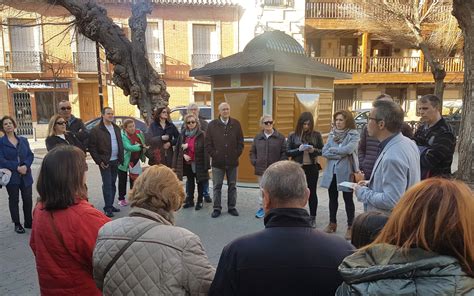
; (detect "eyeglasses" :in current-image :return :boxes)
[60,107,72,111]
[55,121,67,125]
[187,121,196,124]
[263,121,273,125]
[368,117,383,122]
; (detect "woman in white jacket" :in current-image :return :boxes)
[93,165,215,295]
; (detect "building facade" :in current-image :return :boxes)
[0,0,240,137]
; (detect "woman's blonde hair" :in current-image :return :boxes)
[129,165,184,223]
[47,114,65,137]
[369,178,474,276]
[183,113,200,130]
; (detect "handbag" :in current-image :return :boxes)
[348,153,365,183]
[0,168,12,186]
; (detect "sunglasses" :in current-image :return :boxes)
[187,121,196,124]
[60,107,72,111]
[55,121,67,125]
[263,121,273,125]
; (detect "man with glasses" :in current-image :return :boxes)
[206,102,244,218]
[354,100,420,215]
[58,100,89,149]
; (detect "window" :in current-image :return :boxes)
[8,19,42,72]
[192,24,219,68]
[146,22,164,72]
[35,92,68,124]
[74,33,97,72]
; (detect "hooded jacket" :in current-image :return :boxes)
[336,244,474,295]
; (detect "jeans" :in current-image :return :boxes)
[212,166,237,211]
[328,174,355,226]
[99,160,119,212]
[6,180,33,226]
[303,164,319,217]
[118,169,134,200]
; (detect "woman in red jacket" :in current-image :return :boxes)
[30,145,111,296]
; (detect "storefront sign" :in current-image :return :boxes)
[7,80,70,89]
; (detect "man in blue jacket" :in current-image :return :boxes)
[209,160,354,296]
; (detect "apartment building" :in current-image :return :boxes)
[304,0,463,118]
[0,0,240,137]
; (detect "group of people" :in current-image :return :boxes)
[27,147,474,295]
[0,92,470,295]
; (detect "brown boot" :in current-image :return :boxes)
[345,226,352,241]
[324,222,337,233]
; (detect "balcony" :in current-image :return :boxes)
[312,57,362,73]
[368,57,421,73]
[192,53,221,69]
[306,2,362,19]
[5,51,43,72]
[148,52,165,73]
[264,0,294,7]
[73,51,98,72]
[312,56,464,74]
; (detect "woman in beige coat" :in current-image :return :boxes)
[93,165,215,295]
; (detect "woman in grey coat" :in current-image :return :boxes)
[336,178,474,295]
[320,110,360,240]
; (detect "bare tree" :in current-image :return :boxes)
[452,0,474,185]
[4,0,170,122]
[348,0,461,104]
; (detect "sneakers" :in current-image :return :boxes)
[228,208,239,216]
[211,209,221,218]
[324,222,337,233]
[204,196,213,203]
[118,199,128,207]
[14,224,25,234]
[345,226,352,241]
[255,208,265,219]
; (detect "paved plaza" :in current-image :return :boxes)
[0,143,375,295]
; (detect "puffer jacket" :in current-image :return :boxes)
[336,244,474,295]
[358,126,379,180]
[250,129,287,176]
[93,207,215,295]
[173,129,210,182]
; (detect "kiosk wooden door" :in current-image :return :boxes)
[78,83,101,121]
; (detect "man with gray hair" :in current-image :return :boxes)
[355,100,420,215]
[209,160,354,295]
[205,102,244,218]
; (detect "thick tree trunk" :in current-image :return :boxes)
[420,43,446,104]
[453,0,474,185]
[48,0,169,122]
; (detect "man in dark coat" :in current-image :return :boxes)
[89,107,124,217]
[205,102,243,218]
[58,100,89,149]
[413,94,456,179]
[209,161,355,296]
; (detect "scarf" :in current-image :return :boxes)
[184,128,198,137]
[333,128,349,144]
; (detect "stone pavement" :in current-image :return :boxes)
[0,145,363,296]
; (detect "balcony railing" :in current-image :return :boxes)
[425,57,464,73]
[191,53,221,69]
[5,51,43,72]
[368,57,421,73]
[148,52,165,73]
[306,2,362,19]
[73,51,98,72]
[312,56,362,73]
[264,0,294,7]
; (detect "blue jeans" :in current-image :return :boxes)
[212,166,237,210]
[99,160,119,212]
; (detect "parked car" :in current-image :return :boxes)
[170,105,211,130]
[352,109,371,126]
[84,116,147,132]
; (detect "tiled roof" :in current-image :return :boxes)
[190,31,351,80]
[96,0,240,6]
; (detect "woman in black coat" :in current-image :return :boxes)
[287,112,324,227]
[173,114,209,210]
[45,115,84,152]
[146,106,179,167]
